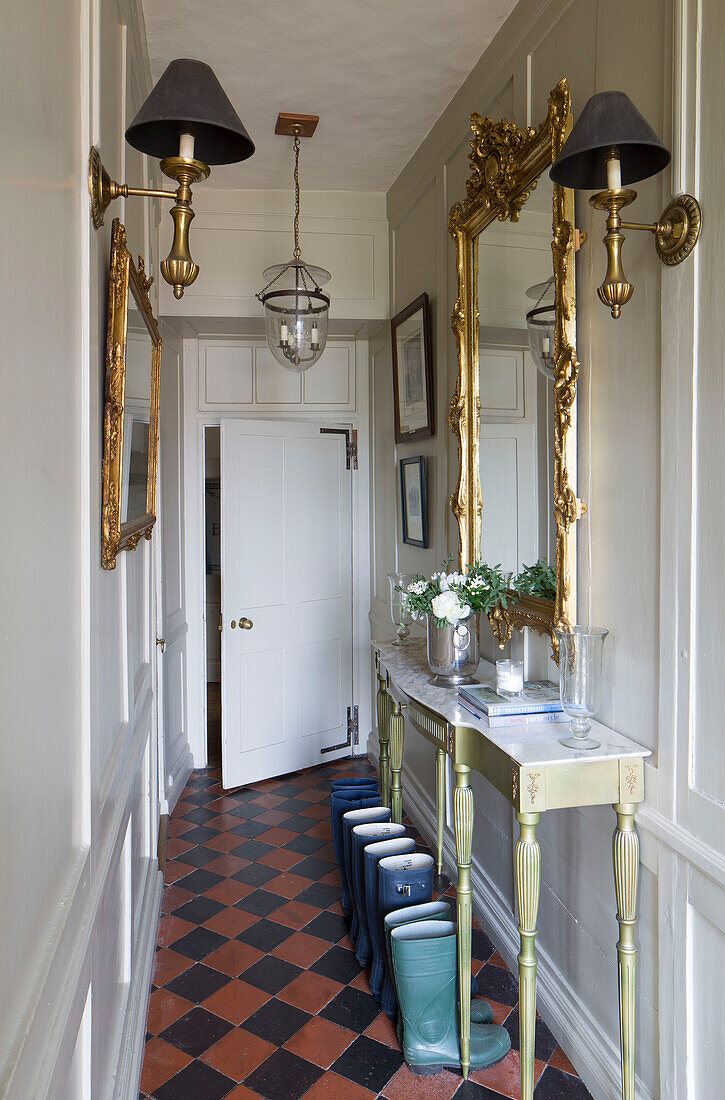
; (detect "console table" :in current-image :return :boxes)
[373,639,650,1100]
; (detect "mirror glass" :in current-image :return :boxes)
[476,173,556,602]
[121,284,154,525]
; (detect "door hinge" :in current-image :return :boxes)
[319,427,358,471]
[320,704,357,756]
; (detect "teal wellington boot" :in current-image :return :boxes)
[383,901,493,1042]
[391,920,511,1075]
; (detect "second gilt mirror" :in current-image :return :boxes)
[448,78,584,656]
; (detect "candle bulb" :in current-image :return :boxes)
[280,324,289,344]
[179,131,195,160]
[606,152,622,192]
[311,325,319,346]
[542,335,551,355]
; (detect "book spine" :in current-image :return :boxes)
[457,701,566,728]
[459,695,563,717]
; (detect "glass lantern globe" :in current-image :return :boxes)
[260,259,331,372]
[525,278,556,380]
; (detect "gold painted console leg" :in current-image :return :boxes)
[453,763,474,1079]
[375,659,391,808]
[515,811,541,1100]
[389,700,405,825]
[435,748,446,879]
[613,803,639,1100]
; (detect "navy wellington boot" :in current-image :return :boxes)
[351,823,407,966]
[331,789,381,914]
[331,777,378,792]
[391,920,511,1075]
[342,806,390,938]
[364,837,415,1001]
[378,852,434,1018]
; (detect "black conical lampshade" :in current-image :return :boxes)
[126,59,255,165]
[550,91,670,189]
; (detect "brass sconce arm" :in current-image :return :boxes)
[89,146,210,299]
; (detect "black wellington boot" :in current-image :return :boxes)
[330,789,381,914]
[351,823,406,967]
[391,920,511,1075]
[363,837,415,1001]
[342,806,389,936]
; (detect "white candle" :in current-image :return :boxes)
[280,324,289,343]
[311,325,319,345]
[497,659,524,696]
[606,154,622,191]
[179,131,195,160]
[542,335,551,355]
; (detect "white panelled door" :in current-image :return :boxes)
[221,418,354,788]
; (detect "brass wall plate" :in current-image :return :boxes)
[275,112,319,137]
[656,194,702,265]
[89,145,112,229]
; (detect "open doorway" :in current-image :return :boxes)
[204,426,222,766]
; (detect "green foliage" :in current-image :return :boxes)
[396,559,508,625]
[513,559,557,600]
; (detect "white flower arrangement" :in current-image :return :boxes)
[399,559,508,627]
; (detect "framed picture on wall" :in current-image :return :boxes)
[400,456,429,548]
[391,292,434,442]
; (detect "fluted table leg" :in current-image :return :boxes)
[454,764,474,1078]
[515,811,541,1100]
[389,700,405,825]
[375,660,391,807]
[435,748,446,881]
[613,803,639,1100]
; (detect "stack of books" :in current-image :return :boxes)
[458,681,565,728]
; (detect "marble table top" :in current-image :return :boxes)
[374,638,651,768]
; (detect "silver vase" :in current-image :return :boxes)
[426,613,480,687]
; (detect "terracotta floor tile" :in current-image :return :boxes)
[163,859,194,885]
[146,988,194,1034]
[251,792,287,808]
[213,812,246,831]
[259,848,304,871]
[468,1048,546,1099]
[203,906,259,938]
[205,878,255,905]
[319,868,341,887]
[204,853,251,877]
[257,827,299,846]
[302,1069,376,1099]
[165,837,195,859]
[284,1014,356,1068]
[264,872,315,899]
[139,1037,191,1094]
[161,885,195,914]
[383,1062,462,1099]
[205,939,264,977]
[337,933,354,952]
[200,1027,275,1080]
[202,978,271,1025]
[489,950,508,969]
[225,1085,266,1099]
[364,1011,401,1050]
[296,789,328,803]
[276,970,344,1013]
[271,931,329,967]
[272,900,322,930]
[152,948,193,987]
[300,803,329,820]
[168,818,195,838]
[348,970,372,993]
[304,822,332,840]
[327,900,344,917]
[255,809,291,826]
[549,1045,578,1075]
[205,832,246,853]
[483,998,515,1027]
[157,914,195,948]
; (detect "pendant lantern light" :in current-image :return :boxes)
[525,277,556,380]
[257,115,330,371]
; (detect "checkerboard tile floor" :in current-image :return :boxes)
[141,759,593,1099]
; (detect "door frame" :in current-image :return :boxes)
[183,338,373,774]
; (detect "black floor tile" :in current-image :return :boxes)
[172,896,225,925]
[474,961,520,1007]
[159,1007,233,1057]
[187,775,217,788]
[233,863,280,887]
[243,998,311,1046]
[279,814,320,832]
[164,963,230,1003]
[504,1008,558,1063]
[241,955,302,994]
[243,1048,324,1100]
[226,787,261,803]
[180,825,220,844]
[237,919,294,952]
[534,1065,594,1098]
[230,819,270,838]
[310,946,361,985]
[174,867,223,894]
[154,1059,236,1100]
[290,855,335,880]
[235,889,288,917]
[180,807,219,824]
[455,1081,505,1099]
[330,1034,404,1093]
[175,845,223,869]
[295,883,341,910]
[270,797,309,814]
[303,910,348,943]
[319,986,380,1033]
[284,834,326,854]
[232,839,275,861]
[227,803,265,820]
[472,926,495,961]
[170,926,229,962]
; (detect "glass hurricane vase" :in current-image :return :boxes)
[556,625,609,750]
[387,573,414,645]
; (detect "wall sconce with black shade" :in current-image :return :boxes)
[550,91,701,318]
[89,59,254,298]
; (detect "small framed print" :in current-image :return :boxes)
[400,456,429,548]
[391,292,434,443]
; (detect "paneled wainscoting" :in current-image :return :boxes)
[140,759,590,1099]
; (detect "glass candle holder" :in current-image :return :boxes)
[387,572,414,645]
[496,659,524,697]
[556,625,609,750]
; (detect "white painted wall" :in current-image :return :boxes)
[370,0,725,1097]
[0,1,170,1095]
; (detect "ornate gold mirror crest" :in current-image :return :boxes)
[101,218,162,569]
[448,78,583,658]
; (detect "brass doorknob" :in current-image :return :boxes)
[239,617,254,630]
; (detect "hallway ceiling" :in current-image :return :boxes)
[140,0,518,192]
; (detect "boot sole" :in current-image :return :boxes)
[405,1045,510,1077]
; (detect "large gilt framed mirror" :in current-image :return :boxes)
[448,78,584,657]
[101,218,161,569]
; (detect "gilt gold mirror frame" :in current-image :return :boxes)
[101,218,161,570]
[448,78,582,657]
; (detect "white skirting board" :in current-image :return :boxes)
[163,739,195,817]
[366,734,654,1100]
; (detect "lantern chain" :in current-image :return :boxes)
[293,134,301,260]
